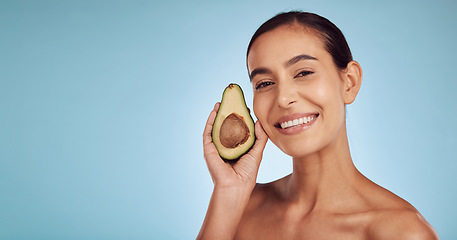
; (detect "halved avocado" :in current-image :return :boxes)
[212,83,255,160]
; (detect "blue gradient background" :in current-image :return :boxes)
[1,0,456,239]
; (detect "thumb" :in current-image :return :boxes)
[237,120,268,171]
[249,120,268,160]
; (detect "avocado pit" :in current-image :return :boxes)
[219,113,250,148]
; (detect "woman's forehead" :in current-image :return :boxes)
[247,25,328,69]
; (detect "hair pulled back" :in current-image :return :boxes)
[247,11,353,69]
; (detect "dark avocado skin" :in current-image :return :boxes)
[212,83,255,160]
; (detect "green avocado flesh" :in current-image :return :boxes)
[212,83,255,160]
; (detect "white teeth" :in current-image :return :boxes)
[279,115,316,129]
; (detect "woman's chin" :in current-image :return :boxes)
[277,141,322,159]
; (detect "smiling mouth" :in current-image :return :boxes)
[275,114,319,129]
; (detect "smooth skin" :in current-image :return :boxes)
[198,25,438,240]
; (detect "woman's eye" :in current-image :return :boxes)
[295,71,314,78]
[255,81,274,90]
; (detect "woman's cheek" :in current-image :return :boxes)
[312,79,342,114]
[312,80,329,102]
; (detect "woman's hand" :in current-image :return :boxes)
[197,102,268,240]
[202,102,268,192]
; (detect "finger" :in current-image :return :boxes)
[203,102,220,146]
[235,121,268,175]
[255,120,268,142]
[247,120,268,162]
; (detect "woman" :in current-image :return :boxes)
[198,11,438,240]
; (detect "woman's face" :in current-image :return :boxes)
[247,25,348,158]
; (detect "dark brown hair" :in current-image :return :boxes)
[247,11,353,69]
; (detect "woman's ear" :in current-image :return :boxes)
[342,61,363,104]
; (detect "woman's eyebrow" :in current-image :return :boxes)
[249,68,272,81]
[285,54,318,67]
[249,54,317,81]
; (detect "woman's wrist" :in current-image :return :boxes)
[197,185,253,240]
[213,184,253,204]
[213,182,255,200]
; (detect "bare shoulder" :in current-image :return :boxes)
[235,177,289,239]
[357,177,439,239]
[244,175,289,212]
[241,180,280,216]
[367,208,439,240]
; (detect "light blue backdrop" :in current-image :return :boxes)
[1,0,456,239]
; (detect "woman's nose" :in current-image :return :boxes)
[277,81,297,108]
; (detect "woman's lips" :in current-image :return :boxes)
[274,113,319,135]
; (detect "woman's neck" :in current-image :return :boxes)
[283,125,363,212]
